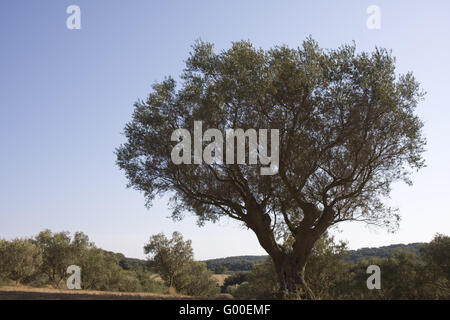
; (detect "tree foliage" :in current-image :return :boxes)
[34,230,92,287]
[144,231,219,297]
[0,238,42,285]
[221,271,250,293]
[419,234,450,298]
[144,232,193,288]
[174,261,220,297]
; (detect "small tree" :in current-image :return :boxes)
[144,232,193,289]
[174,261,220,297]
[78,248,114,290]
[420,234,450,299]
[0,240,8,281]
[144,231,218,297]
[35,229,92,288]
[0,239,42,285]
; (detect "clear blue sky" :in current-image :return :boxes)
[0,0,449,260]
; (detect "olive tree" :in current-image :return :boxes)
[144,232,193,289]
[117,38,426,299]
[174,261,220,297]
[419,234,450,298]
[144,232,218,297]
[35,229,92,288]
[0,238,42,285]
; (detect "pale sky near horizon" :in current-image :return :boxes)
[0,1,449,260]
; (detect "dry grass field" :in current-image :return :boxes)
[0,285,191,300]
[211,274,230,286]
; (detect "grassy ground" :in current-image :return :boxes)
[0,285,192,300]
[0,273,233,300]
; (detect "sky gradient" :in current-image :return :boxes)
[1,0,449,260]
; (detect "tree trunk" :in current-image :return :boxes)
[244,202,319,299]
[273,253,315,300]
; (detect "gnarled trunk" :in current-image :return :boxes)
[245,202,320,300]
[273,253,315,300]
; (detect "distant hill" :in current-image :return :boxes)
[114,242,426,274]
[204,255,268,273]
[203,243,425,273]
[101,250,151,272]
[345,242,423,263]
